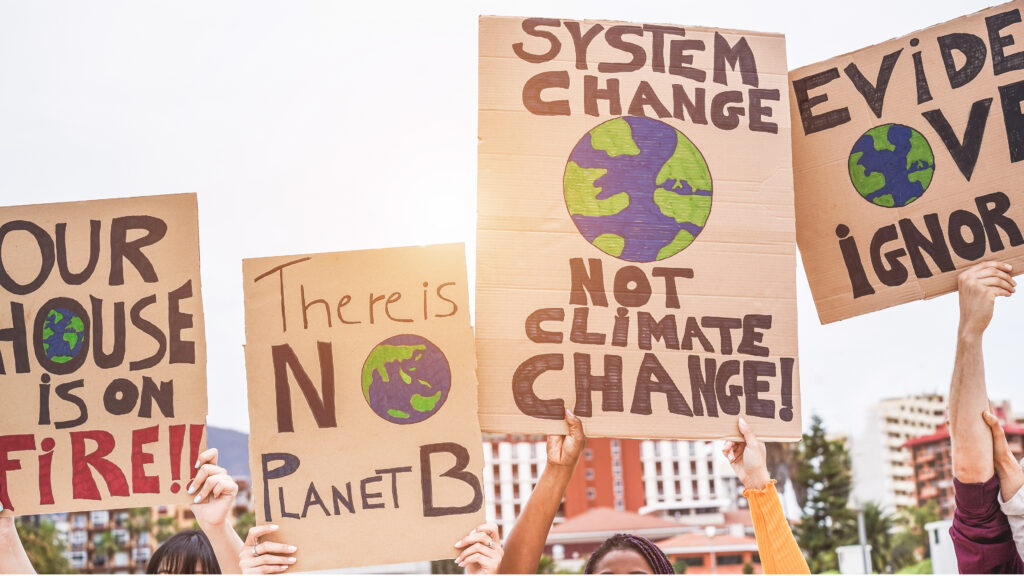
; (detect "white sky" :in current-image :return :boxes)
[0,0,1017,439]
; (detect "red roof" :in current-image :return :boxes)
[656,532,758,553]
[904,420,1024,448]
[551,507,681,534]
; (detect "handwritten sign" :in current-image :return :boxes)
[243,243,485,571]
[477,17,800,440]
[791,1,1024,323]
[0,193,206,515]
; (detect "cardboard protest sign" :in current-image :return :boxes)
[477,17,800,441]
[242,243,485,571]
[791,1,1024,323]
[0,193,207,515]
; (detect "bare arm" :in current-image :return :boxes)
[950,262,1014,482]
[724,419,809,575]
[0,517,36,574]
[498,410,583,574]
[190,448,246,573]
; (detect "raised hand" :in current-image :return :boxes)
[722,418,771,491]
[455,523,503,574]
[958,261,1014,339]
[546,408,585,470]
[188,448,237,528]
[238,524,297,574]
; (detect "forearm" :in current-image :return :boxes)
[197,519,244,574]
[951,334,993,482]
[745,482,809,575]
[0,519,36,574]
[498,465,573,574]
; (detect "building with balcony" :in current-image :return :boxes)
[853,394,948,511]
[906,409,1024,519]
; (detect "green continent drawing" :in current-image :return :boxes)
[848,123,935,208]
[564,116,713,262]
[360,334,451,424]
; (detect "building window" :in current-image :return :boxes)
[718,554,744,566]
[587,488,596,500]
[69,551,87,569]
[72,514,87,529]
[70,530,87,546]
[584,449,593,461]
[90,510,109,527]
[586,468,595,480]
[684,557,705,567]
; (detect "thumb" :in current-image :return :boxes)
[983,410,1002,434]
[565,408,584,441]
[737,417,757,445]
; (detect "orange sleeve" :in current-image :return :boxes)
[743,480,810,574]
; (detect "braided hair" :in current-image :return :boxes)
[584,533,675,574]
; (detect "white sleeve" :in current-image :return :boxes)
[998,484,1024,561]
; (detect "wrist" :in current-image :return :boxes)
[545,461,577,477]
[195,514,231,531]
[958,323,984,343]
[742,472,771,491]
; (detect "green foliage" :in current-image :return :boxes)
[896,558,932,574]
[234,512,257,541]
[15,517,71,574]
[898,501,940,559]
[155,516,177,544]
[792,415,856,573]
[93,530,121,569]
[860,501,895,573]
[673,559,688,574]
[537,554,557,573]
[742,561,754,574]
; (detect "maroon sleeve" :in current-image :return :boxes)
[951,475,1024,574]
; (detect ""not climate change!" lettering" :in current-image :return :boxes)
[511,259,795,423]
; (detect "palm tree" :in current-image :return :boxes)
[859,501,895,573]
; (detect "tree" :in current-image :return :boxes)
[155,516,177,544]
[672,558,688,574]
[859,501,895,573]
[537,554,557,573]
[15,517,71,574]
[93,530,121,570]
[898,501,940,559]
[792,415,856,573]
[234,512,256,541]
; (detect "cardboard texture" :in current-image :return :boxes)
[477,17,800,441]
[0,193,207,516]
[791,1,1024,323]
[242,243,485,571]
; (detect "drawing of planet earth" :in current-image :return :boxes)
[361,334,451,424]
[41,306,86,364]
[848,123,935,208]
[563,116,713,262]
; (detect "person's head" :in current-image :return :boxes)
[147,529,221,574]
[584,533,674,574]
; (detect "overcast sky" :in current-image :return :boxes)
[0,0,1016,440]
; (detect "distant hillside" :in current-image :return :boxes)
[207,426,250,480]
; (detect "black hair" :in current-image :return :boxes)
[147,529,221,574]
[584,533,675,574]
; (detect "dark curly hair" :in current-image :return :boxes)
[147,529,221,574]
[584,533,675,574]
